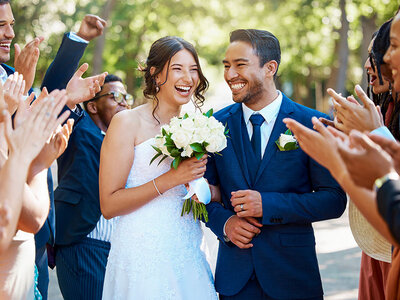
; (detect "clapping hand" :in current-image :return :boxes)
[77,15,107,41]
[283,117,348,182]
[3,72,25,115]
[4,89,71,163]
[328,85,383,134]
[66,63,107,109]
[14,36,44,94]
[30,118,74,177]
[337,130,395,189]
[368,134,400,175]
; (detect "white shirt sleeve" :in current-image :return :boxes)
[68,32,89,44]
[370,126,396,141]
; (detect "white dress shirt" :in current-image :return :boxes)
[241,90,283,157]
[87,130,115,242]
[0,65,8,83]
[223,91,283,239]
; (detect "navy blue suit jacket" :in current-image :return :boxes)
[34,33,87,248]
[54,109,104,246]
[204,94,347,299]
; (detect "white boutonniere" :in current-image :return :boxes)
[275,129,299,151]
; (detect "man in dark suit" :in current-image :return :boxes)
[35,15,106,299]
[54,74,131,299]
[205,29,347,300]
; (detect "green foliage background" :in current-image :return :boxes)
[9,0,400,110]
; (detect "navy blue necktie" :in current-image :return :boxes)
[250,114,265,162]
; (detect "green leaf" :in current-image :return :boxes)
[284,142,299,151]
[195,151,205,160]
[162,127,167,136]
[171,156,182,169]
[183,113,189,119]
[157,155,168,166]
[170,149,181,157]
[150,152,162,165]
[190,143,204,152]
[275,140,286,151]
[204,108,213,118]
[151,145,162,154]
[285,129,292,135]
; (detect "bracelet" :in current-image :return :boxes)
[152,179,162,196]
[374,171,400,191]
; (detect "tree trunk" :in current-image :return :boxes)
[92,0,117,75]
[360,15,377,91]
[335,0,349,95]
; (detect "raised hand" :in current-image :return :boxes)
[77,14,107,41]
[368,134,400,175]
[3,72,25,115]
[14,36,44,94]
[328,85,383,134]
[5,89,70,162]
[231,190,263,218]
[284,117,346,175]
[66,63,107,109]
[30,118,74,177]
[225,216,262,249]
[337,130,395,189]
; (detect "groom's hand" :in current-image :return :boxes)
[225,216,262,249]
[231,190,263,218]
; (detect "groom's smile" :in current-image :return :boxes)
[223,41,268,107]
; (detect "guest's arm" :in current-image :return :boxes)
[377,179,400,244]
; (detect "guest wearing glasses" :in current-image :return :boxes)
[54,74,131,300]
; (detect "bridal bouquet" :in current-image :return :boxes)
[150,109,228,221]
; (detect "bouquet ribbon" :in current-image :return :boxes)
[182,177,211,204]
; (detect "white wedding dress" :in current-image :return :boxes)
[102,138,217,300]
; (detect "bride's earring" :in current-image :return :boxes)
[155,85,160,93]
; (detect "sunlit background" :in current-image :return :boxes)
[11,0,399,113]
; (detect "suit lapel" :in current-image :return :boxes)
[226,104,252,187]
[254,95,294,185]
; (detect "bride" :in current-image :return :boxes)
[100,36,218,299]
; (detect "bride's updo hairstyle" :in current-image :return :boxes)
[140,36,209,120]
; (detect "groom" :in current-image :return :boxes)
[205,29,347,299]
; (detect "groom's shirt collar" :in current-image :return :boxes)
[242,90,282,125]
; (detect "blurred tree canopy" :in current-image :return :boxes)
[9,0,400,111]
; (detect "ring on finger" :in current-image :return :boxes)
[240,204,244,211]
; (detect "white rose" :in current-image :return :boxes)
[154,136,169,156]
[279,133,297,147]
[160,124,170,134]
[206,133,227,153]
[181,145,194,157]
[207,117,221,130]
[171,130,192,149]
[194,114,208,128]
[181,117,195,131]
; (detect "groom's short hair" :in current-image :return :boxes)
[230,29,281,78]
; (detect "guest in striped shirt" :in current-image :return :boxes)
[54,74,131,300]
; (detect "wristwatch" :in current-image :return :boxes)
[374,171,400,191]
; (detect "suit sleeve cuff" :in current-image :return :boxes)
[68,32,89,44]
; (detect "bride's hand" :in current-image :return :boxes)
[170,155,207,186]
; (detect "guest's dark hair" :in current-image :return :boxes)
[0,0,10,4]
[140,36,208,122]
[83,74,123,111]
[367,19,400,140]
[229,29,281,78]
[371,19,392,86]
